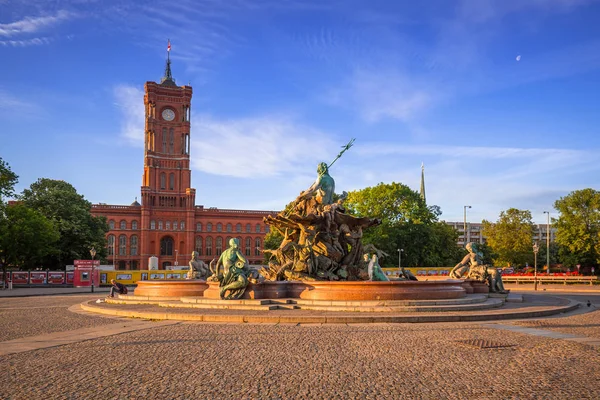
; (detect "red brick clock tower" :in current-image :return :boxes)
[91,49,276,271]
[139,54,195,263]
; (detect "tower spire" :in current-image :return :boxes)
[420,162,426,203]
[160,39,177,86]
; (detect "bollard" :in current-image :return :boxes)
[8,280,13,290]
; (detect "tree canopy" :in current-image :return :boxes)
[20,179,108,268]
[0,203,59,270]
[0,157,18,202]
[554,188,600,268]
[481,208,534,267]
[345,182,461,268]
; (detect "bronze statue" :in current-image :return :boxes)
[263,140,386,282]
[211,238,252,299]
[450,242,509,294]
[187,251,210,280]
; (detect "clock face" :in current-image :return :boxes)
[162,109,175,121]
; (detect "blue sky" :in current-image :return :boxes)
[1,0,600,224]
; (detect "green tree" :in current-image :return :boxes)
[554,188,600,268]
[345,182,459,267]
[0,157,18,202]
[481,208,534,267]
[20,179,108,269]
[0,203,59,275]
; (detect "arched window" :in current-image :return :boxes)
[130,235,138,256]
[226,223,232,233]
[118,261,126,270]
[162,127,167,152]
[207,223,212,232]
[131,260,138,270]
[160,236,174,256]
[169,128,174,154]
[109,220,115,230]
[169,173,174,190]
[132,220,138,230]
[166,221,171,230]
[120,220,126,230]
[158,220,163,230]
[173,221,178,231]
[265,225,270,233]
[195,236,203,256]
[236,223,242,233]
[216,237,223,255]
[245,237,251,256]
[246,223,251,233]
[150,220,156,230]
[255,238,261,256]
[255,224,261,233]
[160,173,166,189]
[119,235,127,256]
[216,223,222,232]
[206,237,213,256]
[196,223,202,232]
[180,221,185,230]
[107,235,115,255]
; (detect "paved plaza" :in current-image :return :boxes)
[0,292,599,399]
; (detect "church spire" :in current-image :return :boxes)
[420,162,426,203]
[160,39,177,86]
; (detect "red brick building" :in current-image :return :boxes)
[92,57,276,270]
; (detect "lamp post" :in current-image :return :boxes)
[397,248,404,277]
[543,211,550,273]
[90,247,97,293]
[463,205,472,246]
[533,242,539,291]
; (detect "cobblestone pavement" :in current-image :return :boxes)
[1,295,599,399]
[0,295,118,342]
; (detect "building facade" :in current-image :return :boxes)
[92,57,276,270]
[446,221,557,247]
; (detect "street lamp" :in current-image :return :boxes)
[533,242,539,291]
[397,248,404,277]
[90,247,97,293]
[543,211,550,273]
[463,205,472,246]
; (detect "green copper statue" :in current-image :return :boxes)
[366,253,389,281]
[212,238,251,299]
[450,242,509,294]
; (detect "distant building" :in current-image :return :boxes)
[445,221,557,247]
[92,53,276,270]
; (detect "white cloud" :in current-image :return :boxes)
[0,37,52,47]
[0,89,38,114]
[190,115,334,178]
[113,85,145,146]
[0,10,75,37]
[327,69,437,122]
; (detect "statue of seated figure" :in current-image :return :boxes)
[450,242,509,294]
[212,238,251,300]
[187,251,210,279]
[366,253,389,281]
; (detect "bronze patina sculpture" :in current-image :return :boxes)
[366,253,389,281]
[262,139,387,282]
[450,242,509,294]
[187,251,210,280]
[210,238,253,299]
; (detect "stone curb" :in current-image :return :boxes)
[79,299,581,324]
